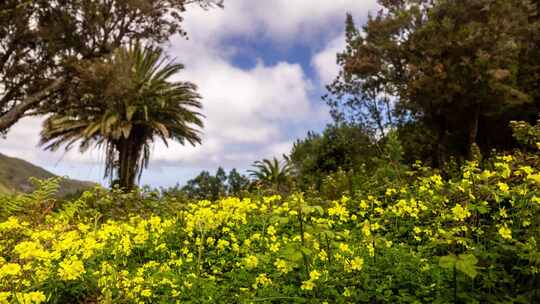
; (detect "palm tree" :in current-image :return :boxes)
[248,155,292,192]
[40,43,203,190]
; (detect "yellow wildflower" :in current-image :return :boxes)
[216,239,230,251]
[141,289,152,297]
[451,204,471,221]
[0,292,10,304]
[498,226,512,240]
[267,225,277,236]
[14,292,46,304]
[274,259,290,274]
[350,257,364,271]
[252,273,272,289]
[497,182,510,193]
[0,263,21,278]
[300,280,315,291]
[58,257,86,281]
[243,255,258,269]
[338,243,352,254]
[309,270,321,281]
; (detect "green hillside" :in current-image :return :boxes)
[0,153,97,195]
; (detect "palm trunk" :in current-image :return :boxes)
[116,136,142,191]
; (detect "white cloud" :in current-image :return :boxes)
[183,0,378,45]
[312,34,346,85]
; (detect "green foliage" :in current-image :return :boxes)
[249,156,293,194]
[511,118,540,148]
[0,177,60,220]
[290,123,376,189]
[175,167,250,201]
[327,1,540,166]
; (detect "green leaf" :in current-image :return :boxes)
[300,246,312,257]
[456,254,478,279]
[269,216,289,225]
[312,206,324,216]
[439,255,457,269]
[280,244,303,262]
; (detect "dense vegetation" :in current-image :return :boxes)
[0,144,539,303]
[1,0,540,302]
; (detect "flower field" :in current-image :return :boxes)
[1,155,539,303]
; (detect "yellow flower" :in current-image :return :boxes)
[14,291,46,304]
[361,221,372,238]
[528,173,540,185]
[274,259,290,274]
[338,243,352,254]
[385,188,397,196]
[243,255,258,269]
[252,273,272,289]
[497,182,510,193]
[141,289,152,297]
[0,263,21,278]
[318,250,328,262]
[269,242,280,253]
[13,241,49,260]
[0,292,10,304]
[498,226,512,240]
[58,257,86,281]
[0,217,21,231]
[451,204,471,221]
[300,280,315,291]
[350,257,364,271]
[367,243,375,257]
[499,208,508,218]
[216,239,230,251]
[309,270,321,281]
[267,226,277,236]
[328,201,349,221]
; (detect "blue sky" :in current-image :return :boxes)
[0,1,378,187]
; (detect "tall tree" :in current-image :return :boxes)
[39,43,203,190]
[227,168,250,197]
[328,1,539,166]
[0,0,222,133]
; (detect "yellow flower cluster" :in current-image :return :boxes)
[301,270,322,291]
[58,257,85,281]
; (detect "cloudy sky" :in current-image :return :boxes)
[0,0,378,187]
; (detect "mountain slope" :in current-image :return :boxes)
[0,153,97,195]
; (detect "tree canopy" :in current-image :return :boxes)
[0,0,221,133]
[326,0,540,167]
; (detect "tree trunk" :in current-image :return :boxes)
[116,137,140,191]
[0,78,64,132]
